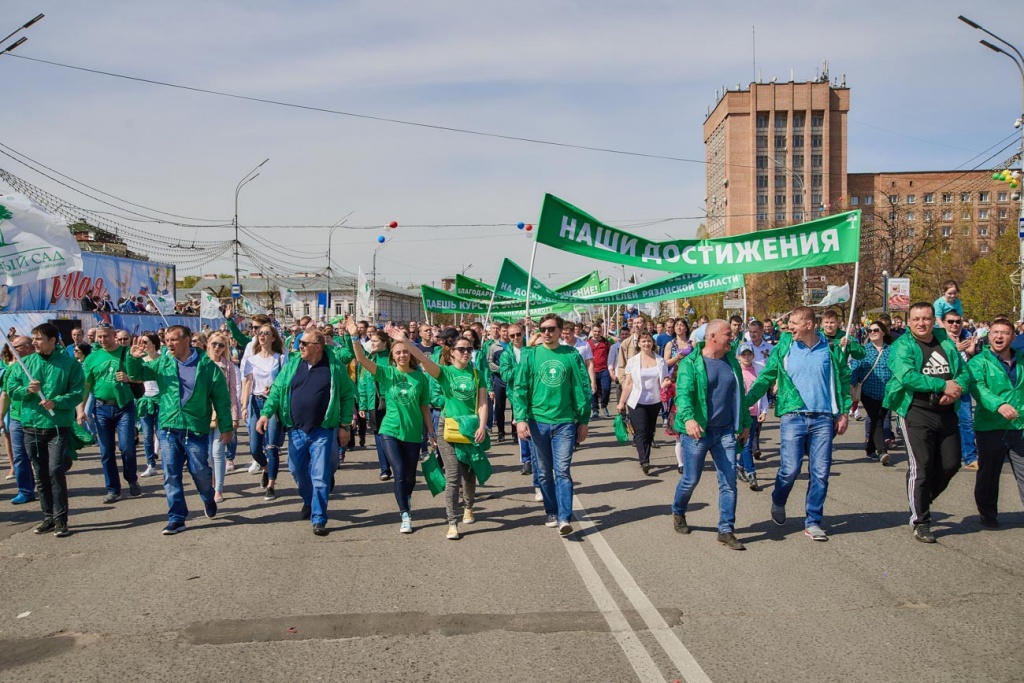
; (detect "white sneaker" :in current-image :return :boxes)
[462,507,475,524]
[534,487,544,502]
[400,512,412,534]
[248,462,263,474]
[140,465,159,478]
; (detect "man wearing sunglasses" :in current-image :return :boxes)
[257,329,355,536]
[941,311,980,471]
[511,314,592,536]
[2,336,37,504]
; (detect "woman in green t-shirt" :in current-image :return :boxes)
[349,321,431,534]
[390,325,488,541]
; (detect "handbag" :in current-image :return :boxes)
[851,346,883,402]
[442,369,478,444]
[119,347,147,400]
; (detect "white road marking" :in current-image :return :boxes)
[572,494,713,683]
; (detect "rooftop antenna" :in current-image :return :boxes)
[752,25,757,84]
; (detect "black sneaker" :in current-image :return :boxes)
[300,504,311,521]
[33,519,56,535]
[53,521,70,538]
[497,434,506,444]
[312,523,328,536]
[717,532,746,550]
[162,521,186,535]
[641,462,650,475]
[980,515,999,529]
[264,486,276,501]
[753,450,763,461]
[380,471,392,481]
[329,475,336,493]
[672,514,690,534]
[866,451,880,462]
[204,500,217,518]
[913,524,936,544]
[677,465,684,475]
[520,462,530,475]
[129,481,142,497]
[102,492,120,504]
[261,471,270,489]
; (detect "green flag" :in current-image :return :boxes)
[536,193,861,275]
[421,285,572,317]
[555,271,603,298]
[454,273,496,300]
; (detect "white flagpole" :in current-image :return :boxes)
[844,262,861,340]
[523,238,539,333]
[2,339,55,416]
[742,286,749,334]
[146,294,171,329]
[484,286,499,325]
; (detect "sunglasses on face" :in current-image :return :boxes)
[540,326,559,333]
[946,320,963,325]
[508,333,523,338]
[453,347,473,353]
[210,341,226,348]
[299,340,321,348]
[869,328,882,333]
[257,331,273,336]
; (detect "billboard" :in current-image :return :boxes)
[887,277,911,312]
[0,252,175,312]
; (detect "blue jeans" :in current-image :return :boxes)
[287,427,336,526]
[83,393,97,436]
[94,401,139,495]
[377,434,419,513]
[738,419,761,474]
[528,420,576,523]
[208,428,233,492]
[673,427,737,533]
[247,395,283,478]
[592,369,611,413]
[9,419,35,498]
[159,429,214,523]
[139,408,159,467]
[958,395,977,465]
[774,413,834,528]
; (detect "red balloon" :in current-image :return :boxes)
[525,224,533,231]
[388,221,398,229]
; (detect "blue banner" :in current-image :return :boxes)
[0,252,175,313]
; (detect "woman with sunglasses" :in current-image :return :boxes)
[392,324,487,540]
[357,329,394,481]
[850,320,894,465]
[136,333,163,478]
[241,324,286,498]
[346,319,430,534]
[207,332,241,501]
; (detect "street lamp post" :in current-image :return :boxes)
[372,239,390,323]
[768,157,809,303]
[233,158,269,291]
[0,14,43,57]
[960,15,1024,315]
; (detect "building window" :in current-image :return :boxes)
[811,112,824,128]
[941,226,951,237]
[793,211,804,221]
[285,305,293,317]
[889,194,899,204]
[999,191,1008,202]
[775,174,787,189]
[757,194,768,206]
[924,210,933,221]
[303,302,311,315]
[978,226,988,236]
[775,194,787,206]
[979,191,990,202]
[811,174,823,188]
[942,193,953,204]
[850,196,859,206]
[793,113,806,128]
[756,155,768,169]
[906,211,915,221]
[811,134,822,148]
[979,208,989,220]
[962,226,971,237]
[775,211,787,222]
[908,227,916,238]
[960,192,971,203]
[775,135,787,149]
[811,193,823,206]
[756,114,768,129]
[775,113,787,128]
[961,209,971,220]
[943,243,951,253]
[980,243,990,253]
[999,208,1009,219]
[998,225,1007,236]
[792,154,804,168]
[811,154,823,169]
[792,135,804,149]
[756,175,768,188]
[906,194,915,204]
[792,194,803,206]
[924,193,935,204]
[905,244,914,255]
[942,209,953,221]
[334,302,344,315]
[864,195,873,206]
[757,135,768,149]
[757,212,769,222]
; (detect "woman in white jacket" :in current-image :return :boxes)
[617,331,670,475]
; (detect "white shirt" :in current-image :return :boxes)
[563,338,593,363]
[623,353,669,409]
[242,353,283,395]
[748,339,773,372]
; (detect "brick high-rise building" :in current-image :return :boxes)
[704,78,850,238]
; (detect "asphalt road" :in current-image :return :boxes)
[0,413,1021,683]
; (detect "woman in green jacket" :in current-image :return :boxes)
[348,320,430,534]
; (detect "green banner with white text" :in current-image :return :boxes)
[536,193,861,274]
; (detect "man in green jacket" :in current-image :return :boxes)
[745,306,851,542]
[511,314,591,536]
[77,323,142,504]
[257,329,355,536]
[883,302,969,543]
[6,323,85,537]
[128,325,233,535]
[967,316,1024,528]
[671,320,750,550]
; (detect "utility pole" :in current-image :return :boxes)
[233,158,269,290]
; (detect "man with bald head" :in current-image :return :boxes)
[671,320,750,550]
[745,306,851,542]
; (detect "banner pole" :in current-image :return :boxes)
[742,286,749,335]
[845,262,861,341]
[484,286,499,325]
[523,238,539,333]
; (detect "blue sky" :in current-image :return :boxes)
[1,1,1022,289]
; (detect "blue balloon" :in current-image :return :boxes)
[517,222,525,230]
[377,235,385,243]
